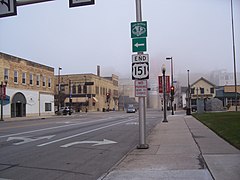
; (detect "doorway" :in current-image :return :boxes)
[11,92,26,118]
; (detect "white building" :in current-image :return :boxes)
[0,52,55,119]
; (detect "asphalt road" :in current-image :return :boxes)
[0,110,162,180]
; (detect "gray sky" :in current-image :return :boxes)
[0,0,239,78]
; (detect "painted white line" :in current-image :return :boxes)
[7,135,55,145]
[0,115,132,139]
[61,139,117,148]
[37,119,134,147]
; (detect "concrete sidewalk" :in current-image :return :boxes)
[101,114,240,180]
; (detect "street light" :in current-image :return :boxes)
[1,77,8,121]
[162,64,168,122]
[230,0,238,111]
[166,57,174,115]
[58,67,62,112]
[186,70,191,115]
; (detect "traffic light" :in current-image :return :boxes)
[170,86,175,96]
[106,93,110,102]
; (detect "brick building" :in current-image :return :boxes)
[55,72,119,112]
[0,52,55,118]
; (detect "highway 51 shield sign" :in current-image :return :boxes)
[132,62,149,80]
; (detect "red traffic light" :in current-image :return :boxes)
[170,86,175,96]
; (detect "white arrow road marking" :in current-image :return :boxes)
[134,42,145,48]
[61,139,117,148]
[38,119,135,147]
[7,135,55,145]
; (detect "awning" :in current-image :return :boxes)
[93,97,98,102]
[65,97,86,103]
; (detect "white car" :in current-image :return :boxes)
[127,107,136,113]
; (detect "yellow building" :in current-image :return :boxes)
[190,77,216,106]
[54,73,119,112]
[0,52,55,118]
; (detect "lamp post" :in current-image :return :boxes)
[0,78,8,121]
[162,64,168,122]
[84,75,88,113]
[230,0,238,111]
[58,67,62,112]
[186,70,191,115]
[166,57,174,115]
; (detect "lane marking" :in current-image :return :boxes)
[61,139,117,148]
[37,119,134,147]
[0,115,133,139]
[7,135,55,145]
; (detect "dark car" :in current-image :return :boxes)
[56,107,73,115]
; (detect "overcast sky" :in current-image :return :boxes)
[0,0,239,79]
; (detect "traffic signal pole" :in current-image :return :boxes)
[136,0,148,149]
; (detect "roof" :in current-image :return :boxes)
[191,77,215,87]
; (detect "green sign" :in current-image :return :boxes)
[0,95,10,106]
[132,38,147,52]
[131,21,147,38]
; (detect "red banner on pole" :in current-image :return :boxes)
[158,76,163,93]
[3,85,6,99]
[166,76,170,93]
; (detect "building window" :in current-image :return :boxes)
[14,70,18,83]
[22,72,26,84]
[60,85,65,92]
[200,88,204,94]
[72,85,76,94]
[78,85,81,93]
[210,87,214,94]
[83,85,87,94]
[42,76,46,87]
[30,73,33,85]
[36,75,40,86]
[48,78,51,88]
[4,68,9,81]
[191,88,195,94]
[45,103,52,111]
[96,86,99,95]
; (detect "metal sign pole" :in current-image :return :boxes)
[136,0,148,149]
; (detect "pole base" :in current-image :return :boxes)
[137,144,149,149]
[162,119,168,123]
[186,108,191,115]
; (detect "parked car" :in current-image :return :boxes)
[127,107,136,113]
[56,107,73,115]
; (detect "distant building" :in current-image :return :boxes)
[190,77,216,107]
[0,52,55,118]
[55,73,119,112]
[215,85,240,111]
[210,69,240,86]
[118,78,138,110]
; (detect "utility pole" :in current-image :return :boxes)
[135,0,148,149]
[162,65,167,122]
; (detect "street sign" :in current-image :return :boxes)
[132,38,146,52]
[135,80,147,97]
[132,62,149,80]
[69,0,95,8]
[16,0,54,6]
[0,0,17,18]
[131,21,147,38]
[132,54,149,63]
[0,95,10,106]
